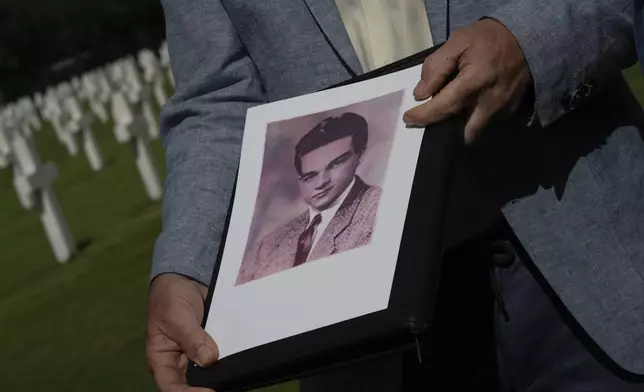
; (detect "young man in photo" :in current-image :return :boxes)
[237,112,381,285]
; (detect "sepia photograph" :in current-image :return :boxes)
[206,65,427,359]
[236,91,404,285]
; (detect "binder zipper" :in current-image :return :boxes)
[490,269,510,322]
[408,316,427,364]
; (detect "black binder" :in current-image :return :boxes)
[187,44,462,391]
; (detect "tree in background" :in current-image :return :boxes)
[0,0,165,100]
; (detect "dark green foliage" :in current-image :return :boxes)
[0,0,166,100]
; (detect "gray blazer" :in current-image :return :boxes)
[153,0,644,374]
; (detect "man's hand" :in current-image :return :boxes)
[403,18,533,144]
[146,273,219,392]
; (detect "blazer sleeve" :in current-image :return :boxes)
[150,0,267,285]
[485,0,637,127]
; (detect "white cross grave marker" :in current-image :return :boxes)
[34,92,43,107]
[96,68,113,106]
[57,90,104,171]
[81,73,109,123]
[159,41,175,87]
[111,58,159,141]
[56,93,82,156]
[110,90,162,201]
[122,58,144,105]
[138,49,168,107]
[71,77,83,97]
[0,120,12,169]
[140,84,160,140]
[79,115,104,171]
[42,94,77,155]
[10,129,77,262]
[18,97,42,132]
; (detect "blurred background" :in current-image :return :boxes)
[0,0,643,391]
[0,0,292,390]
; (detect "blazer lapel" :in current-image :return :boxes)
[308,178,368,260]
[302,0,364,75]
[258,211,309,276]
[284,211,310,265]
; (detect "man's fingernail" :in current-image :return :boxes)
[413,80,427,97]
[403,114,415,125]
[196,345,215,367]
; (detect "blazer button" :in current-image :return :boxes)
[491,240,516,268]
[578,82,593,98]
[562,83,594,111]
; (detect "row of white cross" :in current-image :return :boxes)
[0,42,173,264]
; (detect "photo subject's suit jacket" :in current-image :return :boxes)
[153,0,644,374]
[236,176,381,285]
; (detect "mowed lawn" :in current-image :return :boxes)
[1,65,643,392]
[0,101,297,391]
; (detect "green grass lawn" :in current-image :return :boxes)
[0,111,297,392]
[624,63,644,105]
[2,65,644,391]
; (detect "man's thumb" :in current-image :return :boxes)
[174,321,220,367]
[193,341,219,367]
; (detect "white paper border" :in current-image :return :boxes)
[206,65,426,358]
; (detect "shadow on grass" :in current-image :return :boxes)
[77,237,94,253]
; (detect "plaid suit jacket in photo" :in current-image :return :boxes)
[236,176,381,285]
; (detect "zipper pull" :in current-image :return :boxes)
[490,271,511,322]
[414,335,423,364]
[408,316,426,364]
[495,290,510,322]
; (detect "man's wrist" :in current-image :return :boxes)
[149,272,209,300]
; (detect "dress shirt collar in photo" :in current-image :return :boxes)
[306,176,357,258]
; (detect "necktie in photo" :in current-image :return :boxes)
[294,214,322,266]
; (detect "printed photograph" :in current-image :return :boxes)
[236,90,405,285]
